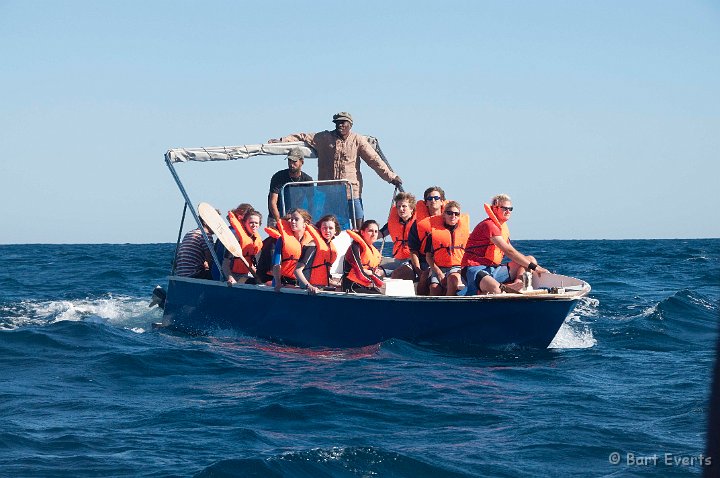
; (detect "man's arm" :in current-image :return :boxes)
[426,251,444,282]
[357,137,399,184]
[268,191,281,225]
[407,222,422,277]
[490,236,549,273]
[294,244,319,294]
[268,132,317,145]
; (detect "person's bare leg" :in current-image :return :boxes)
[429,280,444,296]
[417,270,431,296]
[479,275,502,294]
[446,272,462,296]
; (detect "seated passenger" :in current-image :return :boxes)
[461,194,549,295]
[294,214,340,294]
[426,201,469,296]
[342,220,384,294]
[408,186,446,295]
[175,219,215,279]
[223,209,263,285]
[211,203,253,280]
[380,192,417,281]
[272,209,313,292]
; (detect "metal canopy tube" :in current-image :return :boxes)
[164,156,225,280]
[171,202,188,275]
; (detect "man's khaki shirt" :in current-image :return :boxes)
[280,130,397,199]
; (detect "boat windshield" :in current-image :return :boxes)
[280,180,355,230]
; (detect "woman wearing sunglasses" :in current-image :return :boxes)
[460,193,549,295]
[425,201,470,296]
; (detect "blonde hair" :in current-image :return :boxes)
[444,200,461,211]
[286,208,312,225]
[491,194,511,206]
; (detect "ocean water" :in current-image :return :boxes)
[1,240,718,477]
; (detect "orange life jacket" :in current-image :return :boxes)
[480,203,511,266]
[415,199,446,221]
[414,216,434,255]
[303,224,337,286]
[227,211,263,274]
[429,214,470,267]
[274,219,313,279]
[386,205,415,260]
[344,230,382,288]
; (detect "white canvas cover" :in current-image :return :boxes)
[165,142,316,163]
[165,136,384,164]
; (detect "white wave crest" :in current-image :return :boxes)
[548,320,597,349]
[547,298,599,349]
[1,296,159,331]
[548,297,600,349]
[572,296,600,318]
[640,304,659,318]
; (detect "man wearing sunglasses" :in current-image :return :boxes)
[407,186,446,295]
[460,194,549,295]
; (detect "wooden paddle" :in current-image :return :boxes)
[198,203,242,256]
[197,203,253,273]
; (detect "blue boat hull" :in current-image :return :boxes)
[161,277,581,349]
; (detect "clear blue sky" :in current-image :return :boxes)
[1,0,718,243]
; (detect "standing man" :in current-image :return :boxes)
[267,147,313,228]
[269,112,403,226]
[256,148,313,284]
[460,194,549,295]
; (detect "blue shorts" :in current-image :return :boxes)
[349,198,364,223]
[458,264,510,296]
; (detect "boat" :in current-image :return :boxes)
[154,139,591,349]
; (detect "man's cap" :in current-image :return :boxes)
[332,112,353,124]
[286,147,305,162]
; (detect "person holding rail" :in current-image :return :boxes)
[268,112,402,226]
[461,193,549,295]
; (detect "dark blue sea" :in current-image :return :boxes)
[1,240,718,477]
